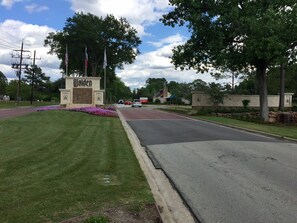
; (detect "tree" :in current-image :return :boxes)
[44,13,141,79]
[207,82,225,106]
[162,1,297,121]
[267,64,297,96]
[190,79,208,92]
[168,81,192,104]
[0,71,8,95]
[23,65,50,102]
[134,78,168,101]
[279,63,286,111]
[108,76,132,102]
[51,78,63,100]
[233,75,258,95]
[145,78,167,99]
[6,80,30,101]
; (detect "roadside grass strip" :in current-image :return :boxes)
[0,111,153,222]
[37,106,118,117]
[196,116,297,140]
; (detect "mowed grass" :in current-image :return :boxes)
[0,111,153,222]
[196,116,297,140]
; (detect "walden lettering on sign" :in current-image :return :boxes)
[73,79,92,87]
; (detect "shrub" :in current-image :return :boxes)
[155,99,161,104]
[242,99,250,109]
[83,215,110,223]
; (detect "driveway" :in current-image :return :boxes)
[119,107,297,223]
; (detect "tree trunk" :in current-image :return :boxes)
[279,63,285,111]
[256,64,269,121]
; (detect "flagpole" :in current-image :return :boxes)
[103,47,107,104]
[84,45,88,77]
[65,44,68,77]
[104,68,106,104]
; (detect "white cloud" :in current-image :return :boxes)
[69,0,172,36]
[117,43,219,90]
[1,0,24,9]
[0,0,232,92]
[0,19,61,81]
[148,34,185,48]
[25,4,49,13]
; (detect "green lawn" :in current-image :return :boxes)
[195,116,297,140]
[0,111,153,222]
[160,107,297,140]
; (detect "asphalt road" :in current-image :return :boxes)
[119,107,297,223]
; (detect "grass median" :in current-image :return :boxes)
[195,116,297,140]
[0,110,155,222]
[160,107,297,140]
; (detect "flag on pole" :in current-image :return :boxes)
[103,47,107,69]
[84,46,88,76]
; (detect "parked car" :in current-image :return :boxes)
[118,99,124,104]
[132,99,142,107]
[124,100,132,105]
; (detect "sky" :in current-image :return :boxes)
[0,0,230,89]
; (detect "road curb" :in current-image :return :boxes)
[117,109,196,223]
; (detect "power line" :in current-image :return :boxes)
[0,29,20,42]
[0,43,15,50]
[0,37,19,48]
[0,34,20,50]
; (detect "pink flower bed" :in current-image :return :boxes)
[37,106,118,117]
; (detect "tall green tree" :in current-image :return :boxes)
[109,76,132,102]
[190,79,208,92]
[162,1,297,121]
[0,71,8,95]
[23,65,50,102]
[167,81,192,104]
[267,64,297,95]
[44,13,141,80]
[145,78,167,99]
[207,82,225,106]
[6,80,30,101]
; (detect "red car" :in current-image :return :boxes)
[124,101,132,105]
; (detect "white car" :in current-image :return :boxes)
[132,99,142,107]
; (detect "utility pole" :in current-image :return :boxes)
[29,50,41,105]
[11,41,31,104]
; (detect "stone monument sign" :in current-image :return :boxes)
[60,77,104,108]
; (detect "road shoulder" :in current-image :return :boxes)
[117,109,196,223]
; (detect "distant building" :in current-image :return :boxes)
[153,83,171,103]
